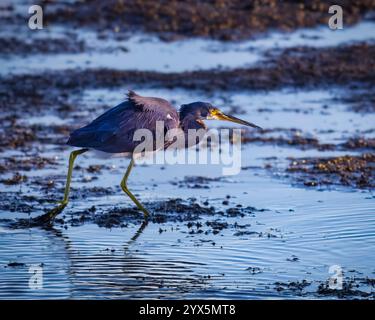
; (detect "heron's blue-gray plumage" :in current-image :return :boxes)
[67,92,256,154]
[67,91,180,153]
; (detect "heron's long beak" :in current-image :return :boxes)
[209,109,262,129]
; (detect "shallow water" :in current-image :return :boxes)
[1,171,374,299]
[0,7,374,299]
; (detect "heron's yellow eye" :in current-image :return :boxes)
[207,108,222,120]
[209,108,219,116]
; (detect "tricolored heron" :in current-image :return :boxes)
[39,90,261,224]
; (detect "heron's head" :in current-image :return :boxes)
[179,102,262,129]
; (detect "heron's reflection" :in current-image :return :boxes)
[4,214,208,299]
[13,209,149,245]
[128,219,149,243]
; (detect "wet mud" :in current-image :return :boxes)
[0,37,85,55]
[286,153,375,188]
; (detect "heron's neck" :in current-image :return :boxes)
[180,114,207,132]
[179,114,207,148]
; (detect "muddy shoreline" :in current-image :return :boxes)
[286,153,375,189]
[1,42,375,124]
[41,1,375,41]
[2,42,375,95]
[0,37,85,55]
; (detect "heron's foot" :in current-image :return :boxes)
[120,184,150,220]
[127,195,150,219]
[139,206,150,220]
[32,201,68,226]
[47,201,67,218]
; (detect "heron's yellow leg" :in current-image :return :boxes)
[120,158,150,219]
[45,148,88,221]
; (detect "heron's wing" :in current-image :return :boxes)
[68,93,180,153]
[115,99,180,152]
[67,102,128,149]
[122,90,180,133]
[127,90,174,113]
